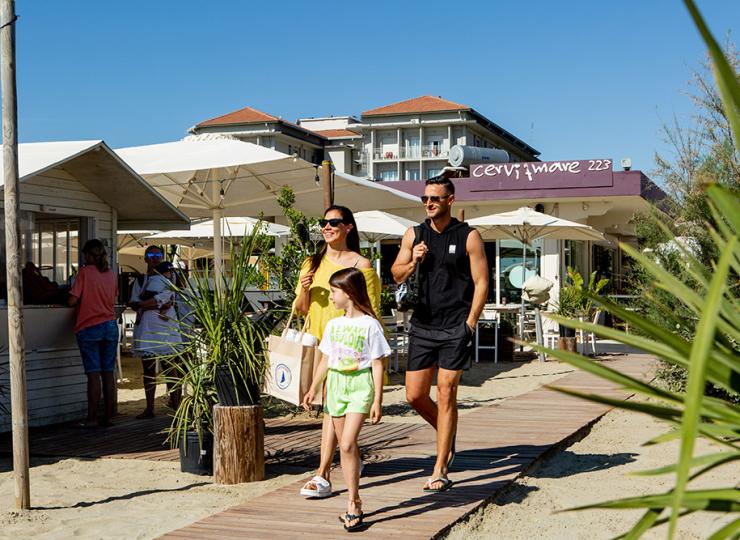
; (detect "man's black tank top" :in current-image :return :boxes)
[410,218,473,330]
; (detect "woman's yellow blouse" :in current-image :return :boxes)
[294,257,383,341]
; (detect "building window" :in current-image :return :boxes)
[379,169,399,181]
[405,167,420,181]
[427,167,442,179]
[34,218,79,284]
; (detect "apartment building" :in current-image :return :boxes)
[350,96,540,181]
[190,106,326,165]
[189,95,539,181]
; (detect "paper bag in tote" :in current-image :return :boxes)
[265,313,322,406]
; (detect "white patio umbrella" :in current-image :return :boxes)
[353,210,417,243]
[146,217,289,246]
[468,206,605,244]
[353,210,417,274]
[116,139,417,279]
[117,230,156,250]
[468,206,604,357]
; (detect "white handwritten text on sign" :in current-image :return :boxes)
[471,159,612,182]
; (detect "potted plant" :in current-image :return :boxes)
[556,268,609,350]
[380,286,397,317]
[556,279,581,338]
[162,223,281,475]
[165,352,217,475]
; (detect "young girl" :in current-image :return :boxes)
[302,267,390,532]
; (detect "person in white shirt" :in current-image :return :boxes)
[128,247,181,419]
[302,267,390,532]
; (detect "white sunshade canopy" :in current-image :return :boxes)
[353,210,417,242]
[468,206,605,245]
[0,141,189,229]
[115,139,418,218]
[117,230,156,250]
[147,217,289,246]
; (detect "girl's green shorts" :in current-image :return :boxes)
[325,368,374,417]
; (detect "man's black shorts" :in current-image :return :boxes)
[407,321,473,372]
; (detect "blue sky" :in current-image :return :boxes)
[14,1,739,177]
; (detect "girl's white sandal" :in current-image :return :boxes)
[299,475,332,498]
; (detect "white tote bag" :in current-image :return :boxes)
[264,312,322,406]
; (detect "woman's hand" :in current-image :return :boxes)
[370,400,382,425]
[300,271,315,290]
[301,389,315,411]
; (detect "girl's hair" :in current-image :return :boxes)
[329,268,377,320]
[82,239,109,272]
[308,205,361,274]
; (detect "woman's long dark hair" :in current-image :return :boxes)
[329,268,377,320]
[308,205,361,274]
[82,239,109,272]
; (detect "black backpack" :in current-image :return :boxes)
[394,226,421,312]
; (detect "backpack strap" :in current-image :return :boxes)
[410,225,422,287]
[412,225,421,246]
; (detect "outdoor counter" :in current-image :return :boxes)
[0,305,86,432]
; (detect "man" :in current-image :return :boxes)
[391,176,488,492]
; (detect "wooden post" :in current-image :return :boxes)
[457,208,465,221]
[213,405,264,484]
[1,0,30,509]
[321,160,332,210]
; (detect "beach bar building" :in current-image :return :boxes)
[0,141,188,432]
[382,158,667,306]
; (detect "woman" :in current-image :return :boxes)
[129,246,182,419]
[294,205,383,499]
[68,239,119,428]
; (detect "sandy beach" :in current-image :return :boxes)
[0,356,574,539]
[2,355,735,539]
[443,406,739,540]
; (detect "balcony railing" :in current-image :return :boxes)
[421,144,448,158]
[369,145,448,162]
[399,146,421,159]
[372,148,398,160]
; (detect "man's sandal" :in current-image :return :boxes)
[299,475,332,498]
[423,476,453,493]
[338,512,365,532]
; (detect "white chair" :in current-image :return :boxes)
[578,309,601,356]
[475,319,498,363]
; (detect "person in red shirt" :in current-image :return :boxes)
[68,239,119,428]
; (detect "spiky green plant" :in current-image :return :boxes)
[161,221,283,451]
[531,2,740,537]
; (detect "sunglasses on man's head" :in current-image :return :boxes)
[144,252,163,259]
[420,195,450,204]
[319,218,346,228]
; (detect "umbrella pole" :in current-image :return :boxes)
[374,241,381,276]
[1,0,30,509]
[519,244,527,351]
[212,208,223,287]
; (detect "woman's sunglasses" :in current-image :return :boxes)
[420,195,450,204]
[319,218,346,228]
[144,252,163,260]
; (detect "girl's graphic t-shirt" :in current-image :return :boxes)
[319,315,391,372]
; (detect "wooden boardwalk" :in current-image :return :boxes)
[160,356,655,539]
[0,413,419,469]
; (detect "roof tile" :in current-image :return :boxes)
[362,95,470,116]
[312,129,361,138]
[197,106,278,127]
